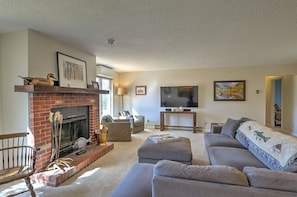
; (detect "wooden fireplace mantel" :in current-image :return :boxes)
[14,85,109,95]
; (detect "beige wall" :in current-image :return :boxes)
[118,64,297,133]
[0,29,97,132]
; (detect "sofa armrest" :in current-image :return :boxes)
[243,166,297,193]
[111,163,154,197]
[104,122,131,130]
[105,122,131,141]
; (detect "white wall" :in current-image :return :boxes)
[0,29,97,133]
[27,30,96,84]
[118,64,297,132]
[0,30,29,132]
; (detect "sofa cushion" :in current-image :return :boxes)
[243,166,297,193]
[221,118,241,138]
[208,146,267,171]
[237,121,297,170]
[204,133,244,148]
[154,160,249,186]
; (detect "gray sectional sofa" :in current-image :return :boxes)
[205,118,269,171]
[206,118,297,172]
[111,118,297,197]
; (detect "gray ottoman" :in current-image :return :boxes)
[137,137,192,164]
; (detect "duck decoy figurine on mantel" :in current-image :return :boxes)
[19,73,56,86]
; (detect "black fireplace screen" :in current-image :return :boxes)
[51,106,89,157]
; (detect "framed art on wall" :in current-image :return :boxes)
[214,80,246,101]
[57,52,87,89]
[135,86,146,95]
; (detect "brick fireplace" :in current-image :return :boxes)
[15,85,109,172]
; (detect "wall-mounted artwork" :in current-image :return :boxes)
[57,52,87,89]
[135,86,146,95]
[214,80,246,101]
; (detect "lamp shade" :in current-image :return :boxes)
[117,87,128,95]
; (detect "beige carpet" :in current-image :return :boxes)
[0,129,209,197]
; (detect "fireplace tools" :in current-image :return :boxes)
[47,111,72,171]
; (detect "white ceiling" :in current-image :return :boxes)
[1,0,297,72]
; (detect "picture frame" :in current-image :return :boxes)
[214,80,246,101]
[92,81,99,89]
[57,52,87,89]
[135,86,146,95]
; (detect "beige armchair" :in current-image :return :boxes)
[119,111,145,134]
[101,115,131,141]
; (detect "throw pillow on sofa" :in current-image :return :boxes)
[221,118,241,138]
[243,166,297,193]
[154,160,249,186]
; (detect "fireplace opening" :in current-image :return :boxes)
[51,106,89,157]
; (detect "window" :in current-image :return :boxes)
[96,77,113,117]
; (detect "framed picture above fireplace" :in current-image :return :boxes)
[57,52,87,89]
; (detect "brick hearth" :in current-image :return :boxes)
[32,143,114,186]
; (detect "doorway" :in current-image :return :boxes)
[265,76,283,128]
[266,75,297,135]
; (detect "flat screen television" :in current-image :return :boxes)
[160,86,198,108]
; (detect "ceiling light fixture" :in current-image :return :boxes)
[107,38,114,45]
